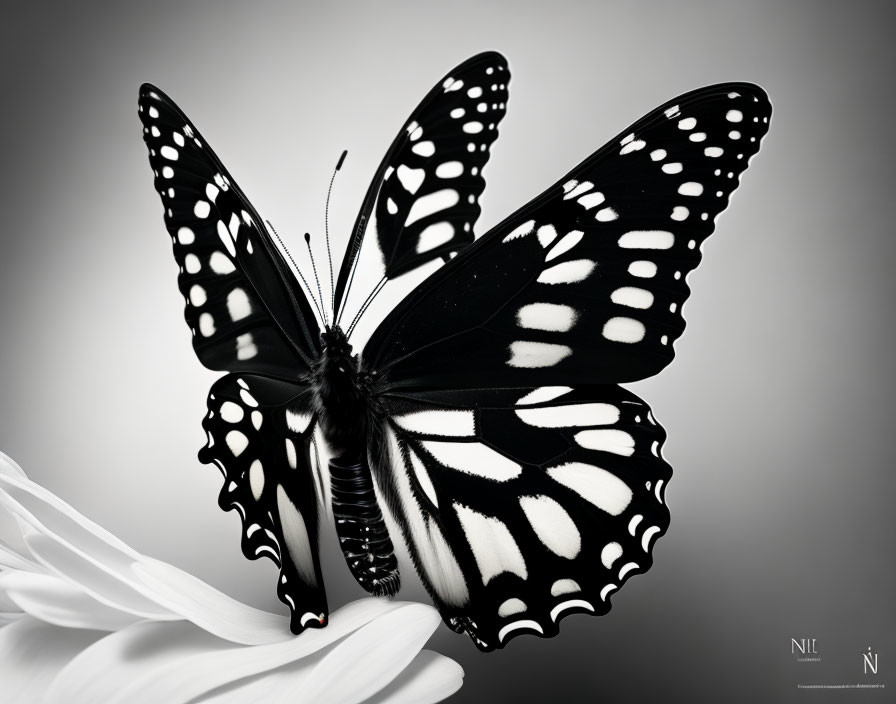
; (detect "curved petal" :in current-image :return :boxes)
[0,617,104,703]
[44,599,407,704]
[293,603,441,704]
[23,532,176,620]
[131,558,289,645]
[363,650,464,704]
[0,571,141,631]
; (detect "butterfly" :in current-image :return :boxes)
[137,51,770,651]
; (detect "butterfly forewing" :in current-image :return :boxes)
[363,83,771,389]
[138,84,320,376]
[371,385,671,651]
[333,52,510,317]
[199,374,329,633]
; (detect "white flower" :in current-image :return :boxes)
[0,451,463,703]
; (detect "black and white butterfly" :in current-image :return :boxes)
[138,52,770,651]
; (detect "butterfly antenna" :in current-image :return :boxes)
[266,219,326,326]
[346,276,387,338]
[325,150,347,322]
[304,232,329,327]
[334,214,366,329]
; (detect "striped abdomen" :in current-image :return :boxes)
[330,456,400,596]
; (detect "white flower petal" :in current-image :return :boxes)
[0,616,104,703]
[23,531,176,620]
[44,600,415,704]
[297,602,441,704]
[0,539,40,572]
[1,451,464,704]
[0,570,141,631]
[362,649,465,704]
[131,557,290,645]
[0,451,27,478]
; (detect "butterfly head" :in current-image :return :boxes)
[320,325,353,358]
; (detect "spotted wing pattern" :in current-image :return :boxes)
[138,84,320,376]
[370,385,671,651]
[334,52,510,316]
[364,83,771,389]
[199,374,328,634]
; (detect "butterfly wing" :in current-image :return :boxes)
[363,83,771,389]
[369,385,670,651]
[361,82,770,648]
[139,84,320,376]
[333,52,510,318]
[200,374,329,633]
[139,87,328,631]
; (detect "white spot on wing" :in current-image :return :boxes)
[519,495,581,559]
[498,598,527,617]
[550,599,594,622]
[249,460,264,500]
[407,446,439,507]
[220,402,244,423]
[225,430,248,456]
[276,485,318,587]
[516,303,577,332]
[618,230,674,249]
[498,620,543,643]
[601,542,623,568]
[575,429,636,456]
[411,140,435,157]
[454,503,527,584]
[611,287,654,309]
[285,409,313,434]
[502,219,535,243]
[547,462,633,515]
[210,251,235,274]
[515,386,572,405]
[396,165,425,194]
[394,410,475,437]
[198,313,215,337]
[507,341,572,368]
[642,525,662,552]
[227,288,252,322]
[628,261,657,278]
[564,181,593,200]
[405,189,459,227]
[537,260,595,284]
[435,162,463,179]
[387,427,468,607]
[536,224,558,248]
[236,333,257,360]
[422,441,520,481]
[545,230,583,262]
[602,317,646,343]
[416,222,454,253]
[551,579,581,596]
[577,192,605,209]
[515,403,619,428]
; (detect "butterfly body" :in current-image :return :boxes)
[312,325,375,458]
[138,53,770,650]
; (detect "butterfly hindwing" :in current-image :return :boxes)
[334,52,510,315]
[370,385,671,651]
[138,84,320,376]
[364,83,771,389]
[199,374,329,633]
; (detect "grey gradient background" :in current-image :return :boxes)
[2,1,894,702]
